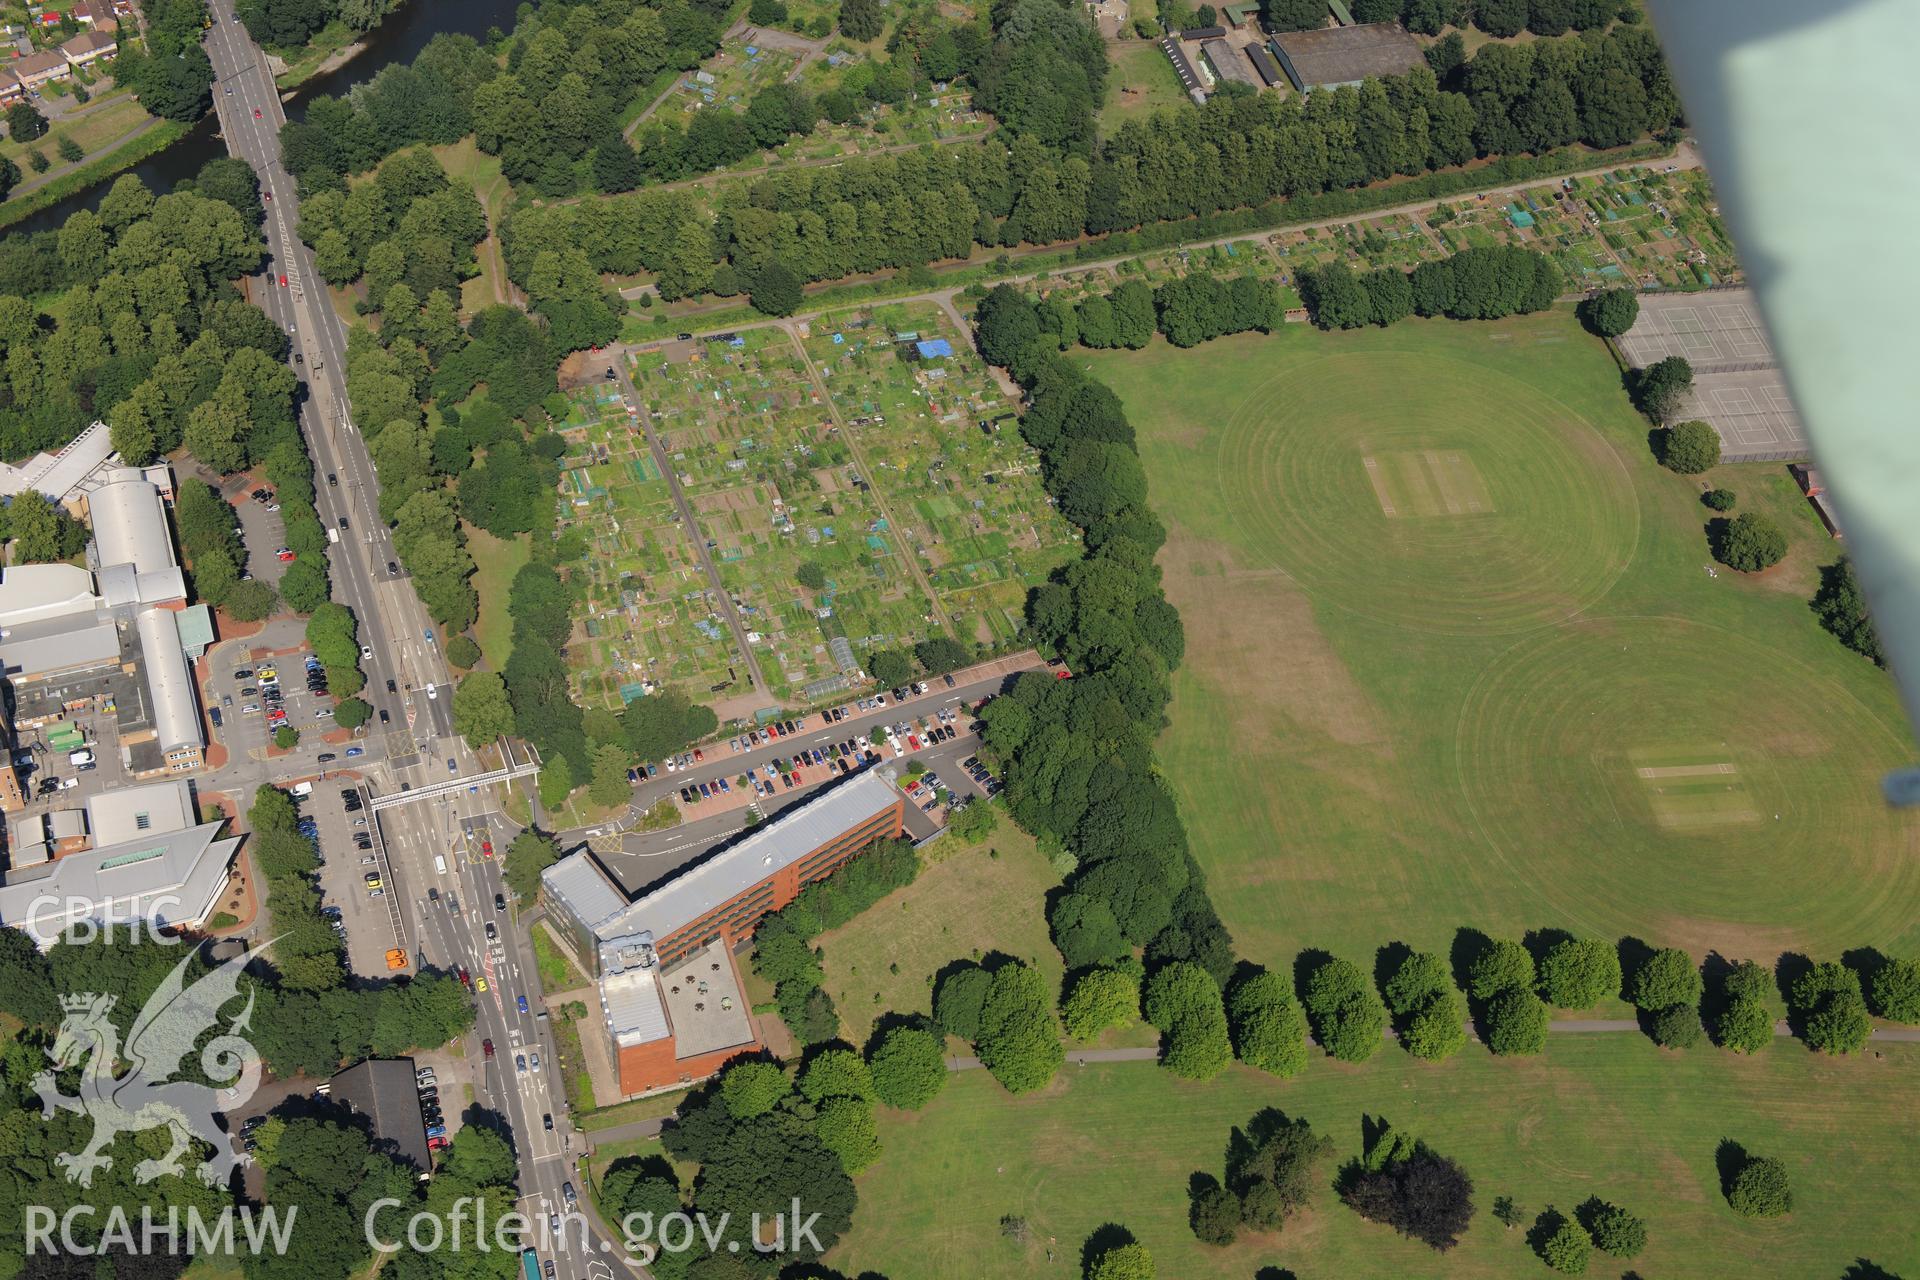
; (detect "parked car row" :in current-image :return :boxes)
[650,676,978,792]
[418,1066,449,1149]
[679,738,882,808]
[962,754,1003,797]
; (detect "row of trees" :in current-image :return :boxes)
[1016,273,1278,353]
[967,284,1238,1061]
[236,0,399,50]
[176,478,279,620]
[751,837,922,1047]
[481,444,714,796]
[1267,0,1627,34]
[1302,244,1561,329]
[501,30,1676,310]
[978,919,1917,1092]
[246,788,474,1074]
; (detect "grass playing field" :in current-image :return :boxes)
[818,824,1063,1045]
[1084,309,1920,968]
[832,1040,1920,1279]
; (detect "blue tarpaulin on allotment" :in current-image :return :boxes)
[915,339,953,359]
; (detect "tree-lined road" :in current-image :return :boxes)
[198,9,627,1278]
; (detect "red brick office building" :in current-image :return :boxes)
[543,772,907,1096]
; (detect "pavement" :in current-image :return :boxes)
[938,1018,1920,1078]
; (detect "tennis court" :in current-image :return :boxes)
[1617,289,1779,370]
[1617,289,1809,461]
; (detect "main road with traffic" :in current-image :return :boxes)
[196,9,636,1278]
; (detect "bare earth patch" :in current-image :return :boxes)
[1157,522,1388,751]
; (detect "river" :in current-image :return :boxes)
[11,0,519,235]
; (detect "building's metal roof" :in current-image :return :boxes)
[137,608,201,751]
[1246,42,1284,86]
[1160,35,1209,101]
[0,820,239,949]
[0,617,119,680]
[89,468,175,578]
[595,772,902,943]
[0,563,98,627]
[1202,38,1261,88]
[601,964,672,1047]
[543,851,629,933]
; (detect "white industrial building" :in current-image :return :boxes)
[0,466,206,775]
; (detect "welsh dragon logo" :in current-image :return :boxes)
[33,945,266,1188]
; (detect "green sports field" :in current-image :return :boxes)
[833,1041,1920,1279]
[1086,310,1920,968]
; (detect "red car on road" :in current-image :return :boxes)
[482,1038,494,1058]
[253,108,262,119]
[480,839,494,858]
[278,274,287,287]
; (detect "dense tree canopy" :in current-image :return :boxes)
[1811,558,1884,666]
[1714,512,1787,573]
